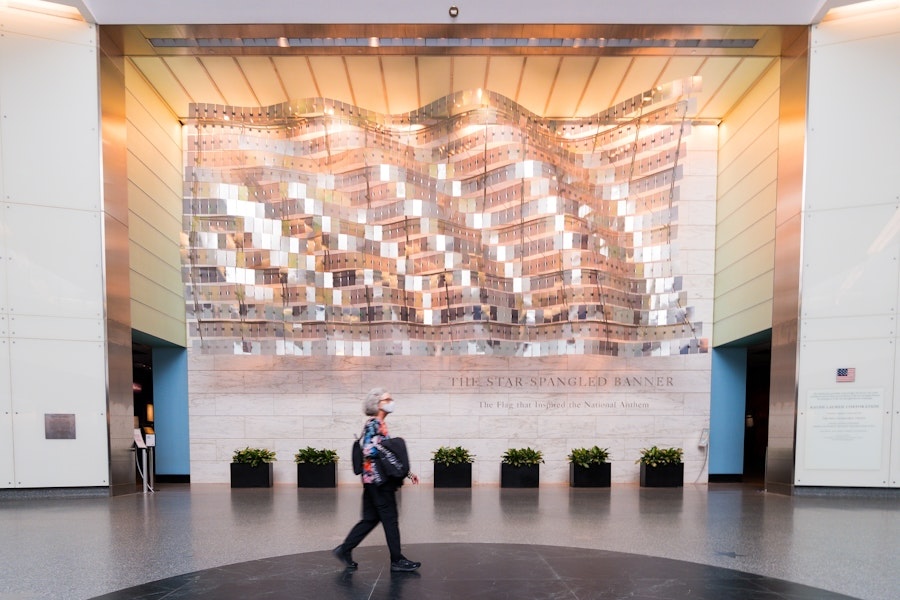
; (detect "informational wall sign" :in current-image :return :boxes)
[44,414,76,440]
[803,389,883,470]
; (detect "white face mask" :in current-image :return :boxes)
[381,401,395,414]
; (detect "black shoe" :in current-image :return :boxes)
[332,545,358,569]
[390,558,421,572]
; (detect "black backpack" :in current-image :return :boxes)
[351,436,363,475]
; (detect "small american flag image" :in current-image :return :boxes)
[836,368,856,382]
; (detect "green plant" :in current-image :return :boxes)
[636,446,683,467]
[567,446,610,467]
[293,446,339,465]
[501,447,544,467]
[431,445,475,466]
[232,447,277,467]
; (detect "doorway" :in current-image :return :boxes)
[743,339,771,483]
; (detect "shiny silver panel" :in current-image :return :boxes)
[100,36,136,496]
[182,80,710,358]
[766,30,808,494]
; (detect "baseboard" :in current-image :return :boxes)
[155,475,191,484]
[708,474,743,483]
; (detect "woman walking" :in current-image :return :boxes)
[333,387,421,572]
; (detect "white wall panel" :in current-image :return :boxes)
[806,27,900,211]
[7,315,103,342]
[801,205,899,319]
[0,338,13,487]
[796,4,900,488]
[796,338,894,487]
[4,204,104,319]
[0,8,108,489]
[9,339,108,487]
[0,205,7,313]
[893,349,900,486]
[0,28,100,211]
[802,315,896,342]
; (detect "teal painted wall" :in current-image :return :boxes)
[710,348,747,474]
[152,348,190,475]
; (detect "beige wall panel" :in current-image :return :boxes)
[544,57,596,118]
[128,277,184,346]
[579,57,631,115]
[126,157,181,228]
[717,213,777,271]
[718,96,779,173]
[272,56,318,100]
[716,181,777,243]
[126,137,181,208]
[236,57,286,106]
[309,56,352,108]
[418,57,453,107]
[125,98,181,180]
[659,56,705,86]
[716,145,778,223]
[308,57,353,104]
[129,58,193,118]
[718,63,779,145]
[199,57,256,107]
[690,57,741,113]
[344,57,386,114]
[129,239,181,294]
[715,302,773,344]
[700,57,776,115]
[612,56,667,105]
[717,273,774,316]
[452,56,489,96]
[717,126,778,221]
[164,57,225,105]
[517,56,561,115]
[125,62,182,149]
[130,301,186,346]
[126,65,186,346]
[717,150,778,221]
[713,62,780,346]
[127,184,181,244]
[484,56,524,102]
[716,242,775,296]
[381,56,419,113]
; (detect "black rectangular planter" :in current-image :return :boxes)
[569,463,611,487]
[230,463,274,488]
[640,463,684,487]
[501,464,540,488]
[297,463,337,488]
[433,463,472,488]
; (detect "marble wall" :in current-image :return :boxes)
[188,354,711,484]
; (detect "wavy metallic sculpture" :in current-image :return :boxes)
[183,78,707,357]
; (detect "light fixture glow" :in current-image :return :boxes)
[6,0,83,20]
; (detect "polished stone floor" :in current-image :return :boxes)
[1,483,898,600]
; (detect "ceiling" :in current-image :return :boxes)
[65,0,863,26]
[75,1,864,123]
[111,23,810,123]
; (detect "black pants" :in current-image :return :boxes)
[342,483,402,562]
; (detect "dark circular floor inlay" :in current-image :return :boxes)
[90,543,861,599]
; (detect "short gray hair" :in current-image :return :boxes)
[363,387,389,416]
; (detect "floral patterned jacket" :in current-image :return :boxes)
[360,416,390,485]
